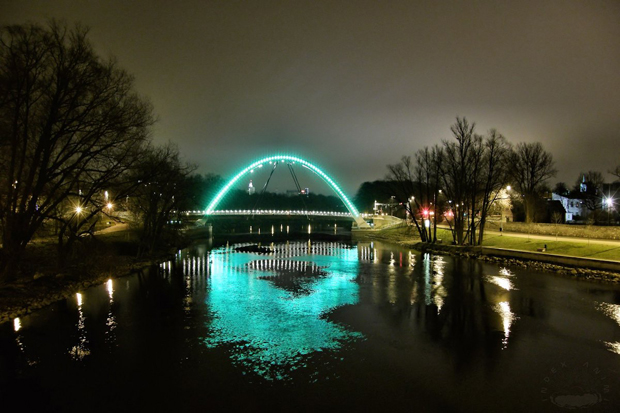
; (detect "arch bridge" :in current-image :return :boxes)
[203,155,370,228]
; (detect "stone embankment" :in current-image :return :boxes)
[410,242,620,283]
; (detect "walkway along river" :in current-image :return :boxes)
[1,235,619,412]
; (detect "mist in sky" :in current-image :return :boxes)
[2,0,619,195]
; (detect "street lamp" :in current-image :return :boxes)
[500,185,512,230]
[605,197,613,225]
[74,205,83,230]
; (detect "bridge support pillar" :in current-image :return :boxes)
[353,215,370,229]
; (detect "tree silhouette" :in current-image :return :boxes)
[0,21,153,281]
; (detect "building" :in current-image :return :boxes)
[551,193,583,222]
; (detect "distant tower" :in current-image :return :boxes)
[580,175,587,193]
[248,180,255,195]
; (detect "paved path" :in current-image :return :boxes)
[95,223,129,235]
[437,225,620,247]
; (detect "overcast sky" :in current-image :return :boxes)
[2,0,619,196]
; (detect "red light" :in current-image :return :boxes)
[422,209,429,217]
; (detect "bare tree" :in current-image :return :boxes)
[476,130,511,244]
[0,21,153,281]
[387,118,511,246]
[439,117,482,245]
[415,146,443,242]
[553,182,570,196]
[508,142,556,223]
[387,155,428,241]
[129,143,195,257]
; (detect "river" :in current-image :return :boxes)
[1,236,619,412]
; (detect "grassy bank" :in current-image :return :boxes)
[482,233,620,261]
[485,221,620,240]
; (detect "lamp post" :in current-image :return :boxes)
[408,196,415,224]
[500,185,512,233]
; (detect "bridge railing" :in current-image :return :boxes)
[181,209,353,217]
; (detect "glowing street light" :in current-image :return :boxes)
[605,197,613,208]
[75,206,83,214]
[605,197,614,225]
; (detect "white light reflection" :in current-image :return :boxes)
[494,301,517,349]
[484,275,515,291]
[106,279,117,344]
[409,251,415,268]
[106,279,114,299]
[597,302,620,327]
[410,281,418,305]
[604,341,620,355]
[431,256,446,312]
[69,292,90,360]
[13,317,35,365]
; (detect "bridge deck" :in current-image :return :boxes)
[184,210,354,217]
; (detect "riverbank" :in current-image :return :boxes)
[0,224,190,325]
[353,225,620,283]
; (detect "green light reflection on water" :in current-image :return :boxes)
[203,243,362,381]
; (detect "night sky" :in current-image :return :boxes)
[2,0,619,196]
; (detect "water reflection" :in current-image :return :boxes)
[105,279,117,346]
[597,302,620,326]
[2,238,620,411]
[355,245,525,357]
[485,275,515,291]
[11,317,35,366]
[69,293,90,360]
[203,243,362,380]
[604,341,620,355]
[597,302,620,355]
[494,301,517,349]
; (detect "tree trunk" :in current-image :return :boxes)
[0,218,29,283]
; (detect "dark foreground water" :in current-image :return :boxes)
[1,238,620,412]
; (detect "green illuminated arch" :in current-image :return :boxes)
[205,155,366,226]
